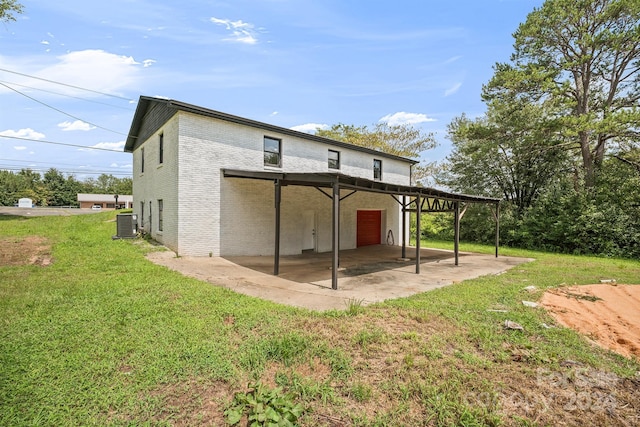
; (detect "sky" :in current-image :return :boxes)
[0,0,543,181]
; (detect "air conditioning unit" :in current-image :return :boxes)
[115,213,138,239]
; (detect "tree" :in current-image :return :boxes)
[42,168,84,206]
[315,123,437,184]
[0,0,23,22]
[444,98,569,215]
[484,0,640,188]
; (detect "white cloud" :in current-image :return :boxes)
[443,55,462,65]
[58,120,96,131]
[0,128,46,139]
[41,40,50,45]
[290,123,329,133]
[444,82,462,97]
[270,111,279,116]
[379,112,436,126]
[143,59,156,68]
[14,146,27,150]
[0,50,143,97]
[210,17,259,44]
[89,141,125,151]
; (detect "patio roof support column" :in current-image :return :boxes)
[454,201,460,266]
[274,179,281,276]
[494,202,500,258]
[415,194,421,274]
[401,195,407,259]
[331,180,340,290]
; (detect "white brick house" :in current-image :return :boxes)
[125,96,420,258]
[125,96,499,291]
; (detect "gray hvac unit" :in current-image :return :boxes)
[116,213,138,238]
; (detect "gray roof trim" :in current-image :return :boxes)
[125,96,419,164]
[222,169,500,204]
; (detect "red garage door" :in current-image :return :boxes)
[357,210,381,247]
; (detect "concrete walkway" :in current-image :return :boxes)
[147,245,533,311]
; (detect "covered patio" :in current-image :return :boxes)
[148,245,532,311]
[223,169,502,290]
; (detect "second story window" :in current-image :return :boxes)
[141,147,145,173]
[328,150,340,170]
[159,133,164,164]
[373,159,382,181]
[264,136,281,167]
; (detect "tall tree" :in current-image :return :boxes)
[444,99,569,215]
[315,123,437,184]
[0,0,23,22]
[484,0,640,188]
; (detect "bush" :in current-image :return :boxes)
[433,162,640,259]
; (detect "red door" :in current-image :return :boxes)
[357,210,381,247]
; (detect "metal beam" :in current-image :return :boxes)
[416,194,421,274]
[331,180,340,290]
[340,190,358,201]
[274,179,281,275]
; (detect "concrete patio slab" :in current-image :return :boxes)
[147,245,533,311]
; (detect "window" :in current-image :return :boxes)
[149,201,152,233]
[140,201,145,228]
[373,159,382,181]
[141,147,145,173]
[159,133,164,164]
[328,150,340,170]
[158,199,163,231]
[264,136,281,167]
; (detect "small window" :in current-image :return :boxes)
[264,136,281,167]
[149,200,152,232]
[140,201,145,228]
[373,159,382,181]
[328,150,340,170]
[159,133,164,164]
[158,199,163,231]
[141,147,145,173]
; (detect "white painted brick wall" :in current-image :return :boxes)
[134,110,411,256]
[132,115,180,252]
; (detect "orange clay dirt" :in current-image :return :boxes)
[540,284,640,360]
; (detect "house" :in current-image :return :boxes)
[125,96,499,288]
[77,194,133,209]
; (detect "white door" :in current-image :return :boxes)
[302,210,316,251]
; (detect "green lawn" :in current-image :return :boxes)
[1,211,639,426]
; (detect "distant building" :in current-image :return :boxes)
[77,194,133,209]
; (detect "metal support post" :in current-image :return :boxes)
[454,201,460,266]
[274,179,281,275]
[416,194,421,274]
[331,181,340,290]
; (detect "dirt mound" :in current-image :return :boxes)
[0,236,53,267]
[540,284,640,360]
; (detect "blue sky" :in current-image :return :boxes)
[0,0,542,180]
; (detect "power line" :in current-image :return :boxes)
[0,67,134,101]
[0,80,134,110]
[0,159,125,169]
[0,82,129,136]
[0,135,126,152]
[0,165,132,176]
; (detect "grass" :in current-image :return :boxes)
[1,211,639,426]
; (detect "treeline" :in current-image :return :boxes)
[0,168,133,207]
[428,0,640,259]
